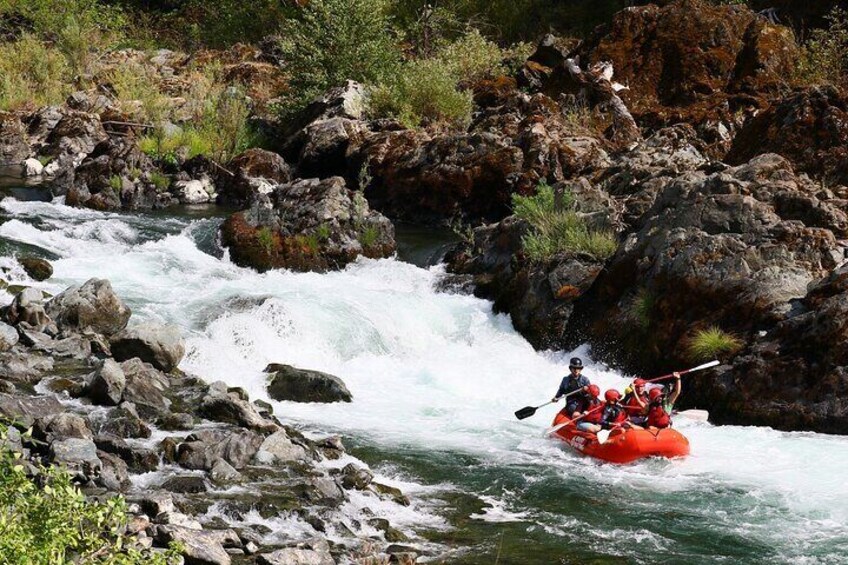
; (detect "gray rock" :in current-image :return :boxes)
[98,451,131,491]
[160,474,210,494]
[155,525,231,565]
[199,385,278,433]
[18,256,53,281]
[0,350,53,383]
[46,279,131,336]
[338,462,373,490]
[174,178,216,204]
[0,322,18,351]
[256,538,335,565]
[209,458,241,484]
[110,323,185,372]
[0,394,63,428]
[255,429,308,464]
[134,491,175,516]
[49,437,101,479]
[87,359,126,406]
[94,436,159,472]
[4,287,54,333]
[267,365,352,403]
[177,429,263,471]
[34,413,92,442]
[0,112,30,166]
[119,358,170,417]
[300,477,345,505]
[98,402,151,439]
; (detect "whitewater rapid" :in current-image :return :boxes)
[2,197,847,563]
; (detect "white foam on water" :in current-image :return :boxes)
[4,198,848,561]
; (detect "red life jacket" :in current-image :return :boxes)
[623,391,648,415]
[647,402,671,428]
[582,399,604,423]
[601,402,627,427]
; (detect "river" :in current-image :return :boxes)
[1,193,847,564]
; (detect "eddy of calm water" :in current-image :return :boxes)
[1,196,847,564]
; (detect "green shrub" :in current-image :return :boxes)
[512,182,617,261]
[109,175,123,191]
[149,171,170,192]
[316,224,331,242]
[106,62,170,125]
[796,7,848,87]
[0,426,181,564]
[359,225,380,248]
[627,288,655,330]
[275,0,402,118]
[0,34,71,110]
[256,227,276,254]
[686,326,743,362]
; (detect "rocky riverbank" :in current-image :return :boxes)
[0,275,422,564]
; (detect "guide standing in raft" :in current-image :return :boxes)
[552,357,591,416]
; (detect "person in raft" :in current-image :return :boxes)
[621,378,649,426]
[574,384,603,432]
[646,372,682,428]
[552,357,591,416]
[599,389,628,430]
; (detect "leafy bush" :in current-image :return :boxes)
[512,182,617,261]
[109,175,123,191]
[149,171,170,192]
[275,0,402,118]
[106,62,170,125]
[0,35,71,110]
[359,225,380,247]
[256,227,276,254]
[686,326,742,362]
[796,7,848,87]
[0,426,180,564]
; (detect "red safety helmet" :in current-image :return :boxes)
[604,389,621,403]
[649,388,663,401]
[633,378,646,387]
[587,384,600,397]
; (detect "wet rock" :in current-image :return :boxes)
[371,482,410,506]
[87,358,126,406]
[0,394,63,428]
[256,538,335,565]
[18,256,53,281]
[209,458,241,484]
[119,358,171,417]
[220,176,395,273]
[154,525,231,565]
[0,350,54,383]
[98,451,131,491]
[160,475,210,494]
[94,436,159,472]
[174,177,216,204]
[299,477,345,505]
[49,438,102,479]
[23,157,44,176]
[110,323,185,373]
[177,428,264,471]
[4,287,55,333]
[315,436,345,460]
[44,110,108,164]
[254,429,308,464]
[0,111,30,165]
[218,148,291,206]
[134,491,176,516]
[199,384,279,433]
[156,411,195,431]
[46,278,131,336]
[33,413,92,443]
[368,518,408,543]
[727,86,848,186]
[99,403,151,439]
[338,463,373,490]
[266,365,352,403]
[0,322,18,351]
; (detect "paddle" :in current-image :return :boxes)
[644,360,720,384]
[515,388,583,420]
[545,404,604,435]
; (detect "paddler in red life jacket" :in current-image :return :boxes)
[621,378,649,426]
[574,384,603,433]
[600,389,628,430]
[646,372,682,429]
[552,357,591,418]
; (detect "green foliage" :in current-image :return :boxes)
[512,182,617,262]
[256,227,276,254]
[796,8,848,87]
[359,225,380,248]
[275,0,402,118]
[0,425,181,564]
[316,224,332,242]
[109,175,123,191]
[627,288,655,331]
[686,326,742,362]
[0,34,71,110]
[106,62,170,125]
[149,171,170,192]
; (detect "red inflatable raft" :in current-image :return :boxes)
[548,412,690,464]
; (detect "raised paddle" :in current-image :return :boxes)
[644,360,720,384]
[515,388,583,420]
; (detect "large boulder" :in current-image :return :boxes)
[177,428,264,471]
[49,438,102,480]
[110,323,185,372]
[46,279,131,336]
[0,394,64,428]
[727,86,848,186]
[198,384,279,434]
[220,176,395,272]
[87,359,126,406]
[218,148,291,206]
[254,429,308,464]
[119,358,171,417]
[266,365,352,403]
[154,525,232,565]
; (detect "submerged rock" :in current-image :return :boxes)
[266,364,352,403]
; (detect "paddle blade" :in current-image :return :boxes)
[515,406,537,420]
[687,360,720,373]
[677,409,709,422]
[596,430,611,444]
